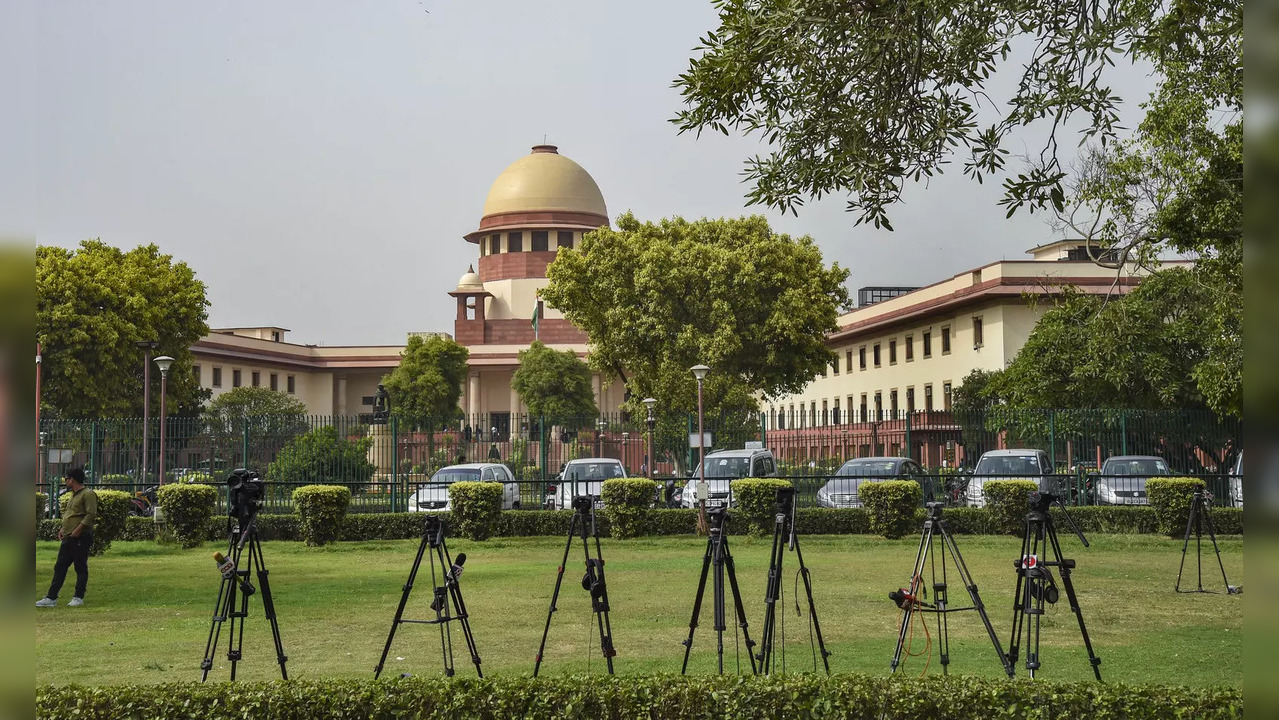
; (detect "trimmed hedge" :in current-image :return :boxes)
[449,481,503,541]
[730,478,794,536]
[156,483,219,547]
[601,478,658,539]
[293,485,352,546]
[860,480,922,539]
[1147,477,1208,537]
[36,674,1243,720]
[36,491,47,525]
[58,489,131,555]
[983,480,1040,535]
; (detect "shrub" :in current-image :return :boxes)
[1147,477,1207,537]
[449,482,503,541]
[859,480,921,539]
[601,478,658,539]
[59,489,131,555]
[156,483,219,547]
[292,485,352,546]
[36,492,47,524]
[36,674,1244,720]
[267,425,375,494]
[983,480,1039,535]
[729,479,794,536]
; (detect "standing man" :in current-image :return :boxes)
[37,467,97,607]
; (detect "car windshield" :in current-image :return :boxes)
[429,468,482,485]
[975,455,1041,475]
[700,456,751,478]
[563,462,625,481]
[821,478,867,494]
[836,460,899,477]
[1103,459,1169,476]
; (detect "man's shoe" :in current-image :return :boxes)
[67,597,84,607]
[36,597,57,608]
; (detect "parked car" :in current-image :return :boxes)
[1229,451,1243,508]
[816,457,924,508]
[679,447,777,509]
[966,449,1053,508]
[549,458,628,510]
[407,462,522,512]
[1096,455,1171,505]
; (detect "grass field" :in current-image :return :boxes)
[35,531,1243,687]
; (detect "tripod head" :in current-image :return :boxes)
[571,494,596,512]
[706,505,728,533]
[1029,492,1089,547]
[774,485,795,515]
[924,501,945,520]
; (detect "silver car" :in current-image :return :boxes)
[817,457,924,508]
[1096,455,1171,505]
[407,463,522,512]
[679,448,777,509]
[1228,451,1242,508]
[550,458,627,510]
[966,449,1052,508]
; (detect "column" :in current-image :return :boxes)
[467,372,480,419]
[336,374,348,416]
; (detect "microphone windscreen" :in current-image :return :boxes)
[454,553,467,567]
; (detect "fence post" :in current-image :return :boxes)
[905,412,912,459]
[1049,410,1056,469]
[242,420,251,471]
[391,416,399,513]
[759,413,767,449]
[1120,411,1128,455]
[539,414,548,481]
[89,421,98,481]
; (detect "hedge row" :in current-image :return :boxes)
[36,675,1243,720]
[36,504,1244,545]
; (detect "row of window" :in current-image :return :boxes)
[770,382,954,429]
[823,316,983,378]
[483,230,575,256]
[195,364,296,394]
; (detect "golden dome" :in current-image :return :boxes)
[481,145,607,218]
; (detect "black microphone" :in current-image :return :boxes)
[449,553,467,582]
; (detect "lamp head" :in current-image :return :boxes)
[642,397,657,412]
[153,355,174,374]
[690,364,710,381]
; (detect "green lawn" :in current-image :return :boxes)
[35,532,1243,687]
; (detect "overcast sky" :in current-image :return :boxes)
[7,1,1155,345]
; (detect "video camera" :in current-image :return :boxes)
[226,468,265,521]
[774,485,795,514]
[571,495,596,512]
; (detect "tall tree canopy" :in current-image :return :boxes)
[202,386,310,447]
[37,240,210,418]
[542,212,850,443]
[380,334,470,428]
[512,341,599,424]
[674,0,1241,242]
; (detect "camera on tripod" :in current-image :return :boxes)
[227,468,265,521]
[774,485,795,514]
[571,494,595,512]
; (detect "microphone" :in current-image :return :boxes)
[889,588,934,610]
[213,552,235,579]
[449,553,467,582]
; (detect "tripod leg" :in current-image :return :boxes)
[756,514,785,674]
[722,538,759,675]
[250,535,288,680]
[891,522,932,674]
[714,534,726,675]
[429,544,455,677]
[940,523,1013,678]
[200,573,234,682]
[589,530,617,675]
[1199,500,1235,592]
[1047,520,1102,681]
[534,511,579,677]
[790,535,832,674]
[680,534,715,675]
[441,539,483,677]
[1175,493,1200,592]
[1007,515,1032,670]
[375,527,431,678]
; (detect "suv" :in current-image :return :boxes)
[550,457,628,510]
[966,449,1053,508]
[817,457,924,509]
[408,463,522,512]
[1096,455,1171,505]
[1228,451,1243,508]
[679,446,777,509]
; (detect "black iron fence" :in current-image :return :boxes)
[36,408,1240,518]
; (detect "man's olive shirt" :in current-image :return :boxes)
[61,487,98,535]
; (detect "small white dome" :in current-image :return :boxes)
[455,265,483,292]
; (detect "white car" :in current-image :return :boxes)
[679,448,777,509]
[550,458,627,510]
[1229,451,1242,508]
[407,463,522,512]
[966,449,1053,508]
[817,457,924,509]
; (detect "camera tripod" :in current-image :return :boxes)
[890,502,1012,678]
[1176,489,1241,594]
[1008,492,1102,681]
[375,515,482,679]
[756,487,830,675]
[681,506,758,675]
[201,506,288,682]
[534,495,617,676]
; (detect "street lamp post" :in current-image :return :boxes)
[690,365,709,528]
[136,340,158,483]
[595,417,607,457]
[154,356,174,486]
[643,397,657,477]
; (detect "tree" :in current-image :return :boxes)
[37,240,210,417]
[512,341,598,424]
[673,0,1240,235]
[266,425,375,493]
[202,387,310,465]
[380,334,470,428]
[542,213,849,466]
